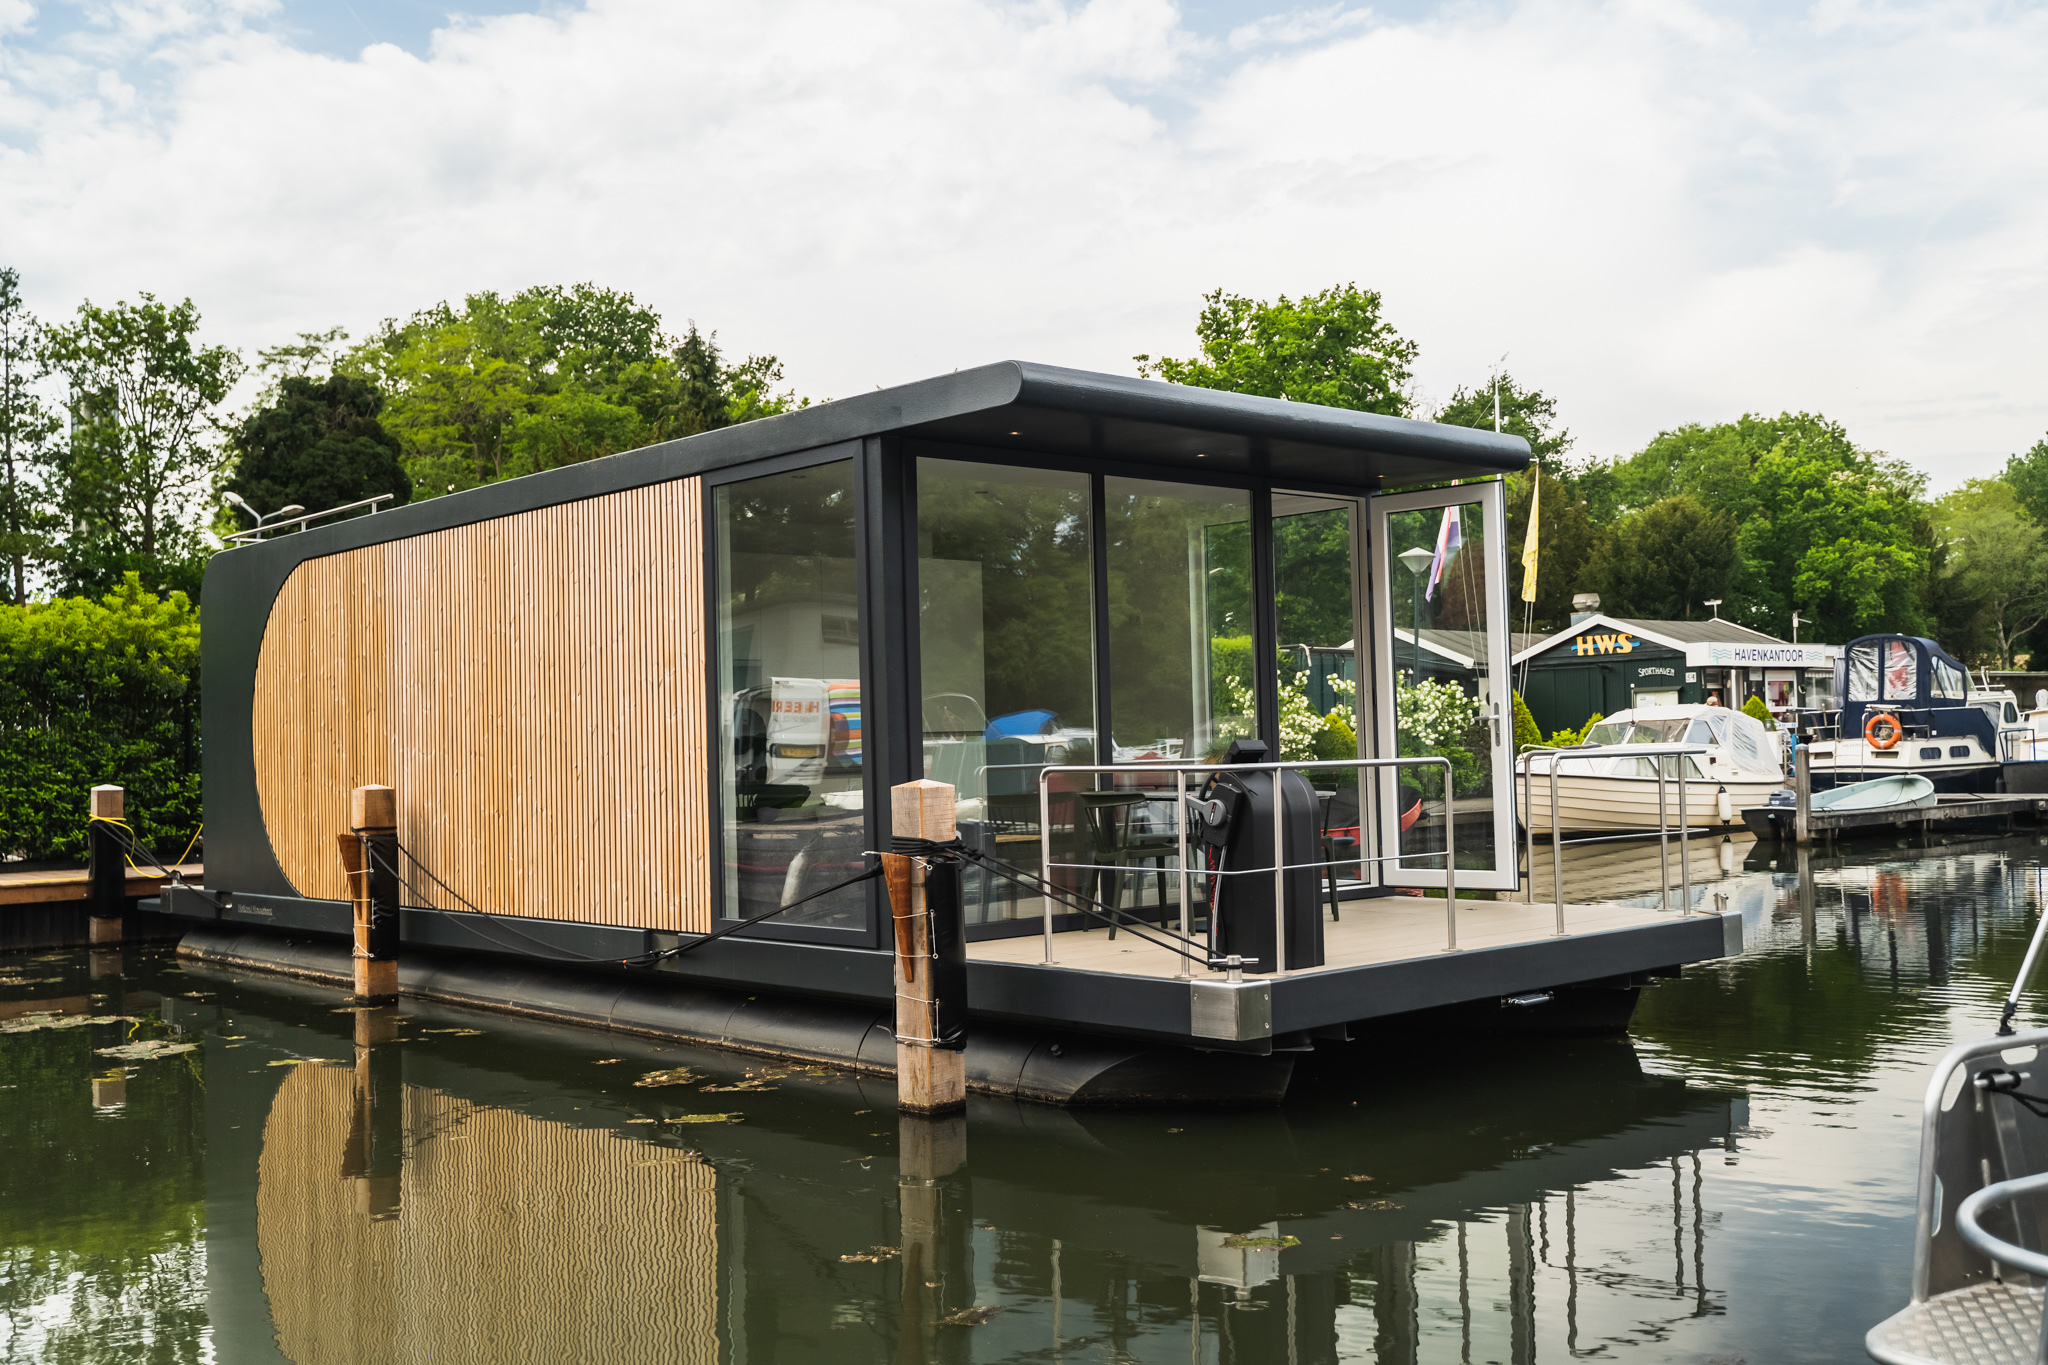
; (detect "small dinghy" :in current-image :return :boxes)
[1813,773,1936,813]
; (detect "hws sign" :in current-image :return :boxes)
[1571,633,1638,656]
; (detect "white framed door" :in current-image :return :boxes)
[1367,479,1517,892]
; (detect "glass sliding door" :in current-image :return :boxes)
[1368,480,1515,891]
[713,460,869,930]
[1273,492,1369,892]
[915,458,1095,926]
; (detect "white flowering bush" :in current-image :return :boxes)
[1395,677,1485,796]
[1216,673,1358,763]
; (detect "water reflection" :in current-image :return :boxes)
[13,831,2048,1361]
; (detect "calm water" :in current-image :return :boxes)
[7,832,2048,1364]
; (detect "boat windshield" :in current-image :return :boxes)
[1582,717,1717,747]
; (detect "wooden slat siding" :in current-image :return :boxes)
[259,1063,719,1363]
[252,480,713,932]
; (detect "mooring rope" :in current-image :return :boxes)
[88,817,224,910]
[891,834,1231,969]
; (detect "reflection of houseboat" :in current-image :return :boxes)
[176,958,1740,1365]
[170,361,1742,1101]
[1798,635,2017,794]
[1519,705,1785,833]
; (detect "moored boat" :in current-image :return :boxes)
[1799,635,2015,795]
[1519,704,1784,834]
[1814,773,1937,812]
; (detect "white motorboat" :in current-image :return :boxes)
[1518,704,1785,834]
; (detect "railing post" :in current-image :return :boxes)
[1677,766,1692,914]
[1443,758,1459,952]
[1549,759,1564,918]
[1039,772,1055,966]
[1176,769,1193,981]
[87,785,126,945]
[1657,758,1671,912]
[343,784,400,1004]
[1272,764,1287,974]
[888,780,966,1117]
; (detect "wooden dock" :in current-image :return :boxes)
[0,863,203,908]
[1743,793,2048,842]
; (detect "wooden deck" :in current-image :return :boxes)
[0,863,203,908]
[968,895,1683,980]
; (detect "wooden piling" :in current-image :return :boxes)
[344,785,400,1003]
[1794,748,1812,846]
[887,780,966,1116]
[87,785,125,944]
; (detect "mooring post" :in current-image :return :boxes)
[1794,747,1812,846]
[345,785,400,1004]
[87,785,126,945]
[886,779,966,1116]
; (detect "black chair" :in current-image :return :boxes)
[1320,786,1361,922]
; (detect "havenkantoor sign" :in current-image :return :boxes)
[1684,642,1839,668]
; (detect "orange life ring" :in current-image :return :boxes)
[1865,711,1903,750]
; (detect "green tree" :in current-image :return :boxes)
[349,284,800,497]
[1432,373,1572,460]
[39,295,242,597]
[1570,412,1931,639]
[1933,479,2048,667]
[1584,495,1737,620]
[2004,435,2048,527]
[225,374,411,526]
[0,268,60,605]
[1135,284,1417,416]
[1732,437,1928,641]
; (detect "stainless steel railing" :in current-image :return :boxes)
[1515,743,1713,922]
[1033,756,1458,977]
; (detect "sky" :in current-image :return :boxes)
[1,0,2044,488]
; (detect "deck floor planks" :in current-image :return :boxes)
[0,864,203,908]
[965,896,1684,980]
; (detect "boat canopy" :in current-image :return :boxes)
[1579,704,1781,780]
[1838,636,1971,717]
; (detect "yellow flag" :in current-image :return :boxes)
[1520,471,1540,603]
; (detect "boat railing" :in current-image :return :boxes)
[2001,729,2046,764]
[1032,756,1458,978]
[1515,744,1712,917]
[1957,1171,2048,1279]
[1866,1027,2048,1364]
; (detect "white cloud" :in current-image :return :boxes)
[0,0,2044,483]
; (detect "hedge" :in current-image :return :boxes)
[0,575,202,863]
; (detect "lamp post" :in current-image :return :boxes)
[1791,610,1803,644]
[1398,546,1435,685]
[223,492,305,536]
[1702,598,1723,621]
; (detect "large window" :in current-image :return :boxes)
[714,462,866,929]
[917,459,1094,925]
[1103,477,1255,761]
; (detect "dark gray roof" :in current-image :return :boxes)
[681,360,1531,489]
[1606,618,1789,646]
[220,361,1530,572]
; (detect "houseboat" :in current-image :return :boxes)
[1799,635,2020,794]
[156,361,1741,1103]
